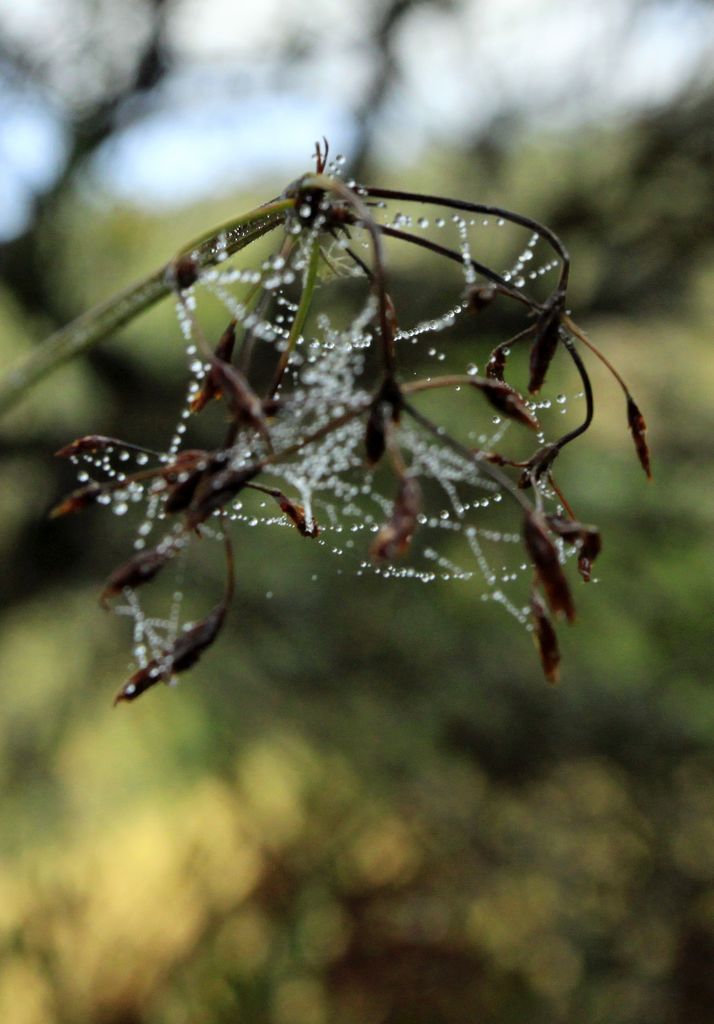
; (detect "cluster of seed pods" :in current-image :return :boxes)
[52,143,650,700]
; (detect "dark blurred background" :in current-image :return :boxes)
[1,1,714,1022]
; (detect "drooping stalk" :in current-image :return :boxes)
[364,186,570,294]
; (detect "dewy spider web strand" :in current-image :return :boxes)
[44,145,651,697]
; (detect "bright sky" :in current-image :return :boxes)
[0,0,712,238]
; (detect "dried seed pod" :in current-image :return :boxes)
[164,467,204,514]
[528,301,562,394]
[370,475,421,563]
[55,436,132,459]
[577,530,602,583]
[276,496,319,537]
[545,515,602,583]
[161,449,211,476]
[523,512,575,622]
[530,589,561,684]
[190,320,237,413]
[113,601,226,704]
[113,661,169,704]
[170,602,227,673]
[99,545,173,608]
[212,361,271,441]
[162,452,218,514]
[49,482,103,518]
[185,464,261,528]
[365,401,387,465]
[469,377,540,431]
[626,395,652,479]
[485,345,507,381]
[365,376,403,466]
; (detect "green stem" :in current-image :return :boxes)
[268,232,321,397]
[0,198,295,417]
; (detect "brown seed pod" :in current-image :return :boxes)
[528,302,562,394]
[185,464,261,529]
[523,512,575,622]
[99,545,173,608]
[162,452,218,514]
[626,395,652,479]
[364,402,387,466]
[276,495,320,537]
[545,515,602,583]
[55,435,131,458]
[365,376,403,466]
[485,345,507,382]
[211,361,271,443]
[190,320,237,413]
[113,601,226,704]
[577,530,602,583]
[370,475,421,563]
[530,589,561,684]
[49,482,103,518]
[469,377,540,431]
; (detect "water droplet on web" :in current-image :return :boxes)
[466,363,478,376]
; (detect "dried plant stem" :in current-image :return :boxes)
[0,199,295,417]
[366,186,570,293]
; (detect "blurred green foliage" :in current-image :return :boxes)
[1,118,713,1024]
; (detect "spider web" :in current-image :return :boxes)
[64,159,588,677]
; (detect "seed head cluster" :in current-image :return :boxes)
[52,143,650,700]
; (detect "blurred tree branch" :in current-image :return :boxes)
[0,0,172,325]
